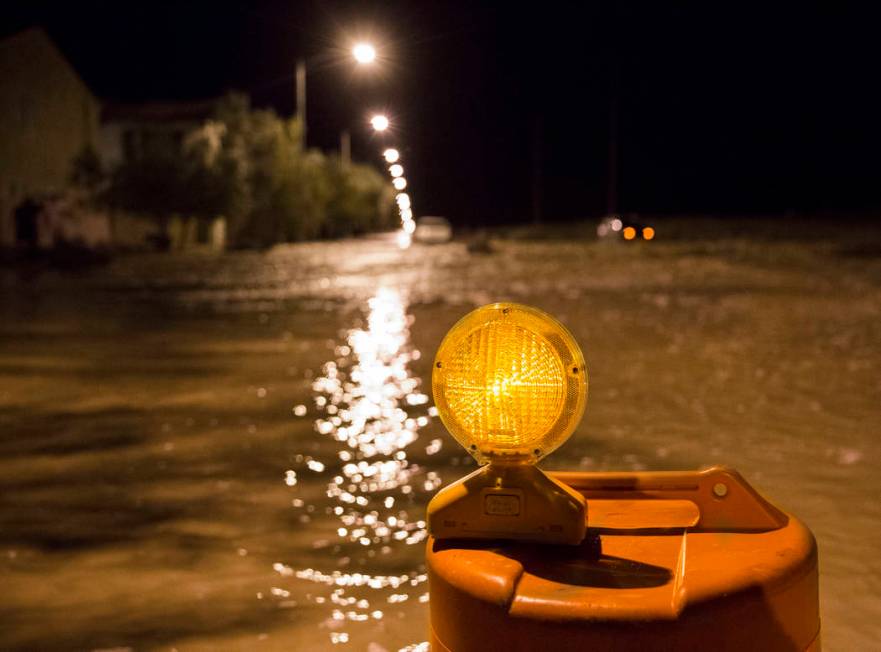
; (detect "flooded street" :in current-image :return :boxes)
[1,222,880,651]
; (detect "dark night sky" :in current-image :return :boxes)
[4,2,881,225]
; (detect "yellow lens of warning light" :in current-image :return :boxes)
[623,226,637,240]
[432,303,587,464]
[642,226,655,240]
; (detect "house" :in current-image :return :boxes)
[0,27,228,252]
[98,99,216,170]
[97,99,226,250]
[0,27,101,246]
[0,27,225,251]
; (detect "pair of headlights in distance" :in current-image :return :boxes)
[624,226,655,241]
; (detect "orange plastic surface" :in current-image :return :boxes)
[427,467,820,651]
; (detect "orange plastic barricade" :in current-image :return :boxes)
[427,466,820,652]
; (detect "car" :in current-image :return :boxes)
[596,214,655,242]
[414,216,452,244]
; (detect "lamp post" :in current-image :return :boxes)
[295,42,378,156]
[295,58,307,149]
[342,42,376,167]
[340,130,351,168]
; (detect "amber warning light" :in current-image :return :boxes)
[428,303,589,544]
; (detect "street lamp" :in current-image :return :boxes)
[370,114,390,132]
[343,41,378,167]
[389,164,403,178]
[383,148,400,163]
[295,41,379,152]
[393,177,407,190]
[352,42,377,64]
[296,59,307,147]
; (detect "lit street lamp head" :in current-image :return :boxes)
[352,42,376,64]
[389,164,404,178]
[393,177,407,190]
[383,148,400,163]
[370,114,390,132]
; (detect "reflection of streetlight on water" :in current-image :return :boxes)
[397,231,413,249]
[281,288,441,646]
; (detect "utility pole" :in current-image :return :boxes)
[296,58,307,149]
[607,94,618,216]
[532,115,543,224]
[606,43,621,217]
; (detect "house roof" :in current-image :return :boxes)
[101,99,218,125]
[0,26,97,102]
[2,27,220,125]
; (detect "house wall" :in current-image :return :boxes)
[96,122,125,171]
[98,119,196,171]
[0,28,100,245]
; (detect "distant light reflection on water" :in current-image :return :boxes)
[280,288,438,647]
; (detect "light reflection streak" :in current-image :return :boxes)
[397,231,412,249]
[280,288,438,645]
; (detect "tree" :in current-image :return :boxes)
[103,149,188,218]
[70,145,104,193]
[324,158,395,238]
[104,92,394,248]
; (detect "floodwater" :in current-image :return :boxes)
[1,220,880,651]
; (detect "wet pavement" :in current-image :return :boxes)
[1,222,880,651]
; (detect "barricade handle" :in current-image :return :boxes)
[552,466,788,532]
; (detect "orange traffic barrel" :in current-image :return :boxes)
[427,466,820,652]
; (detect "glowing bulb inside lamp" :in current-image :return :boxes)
[353,42,377,64]
[370,115,389,131]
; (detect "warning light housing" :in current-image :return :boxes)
[426,304,821,649]
[428,303,589,545]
